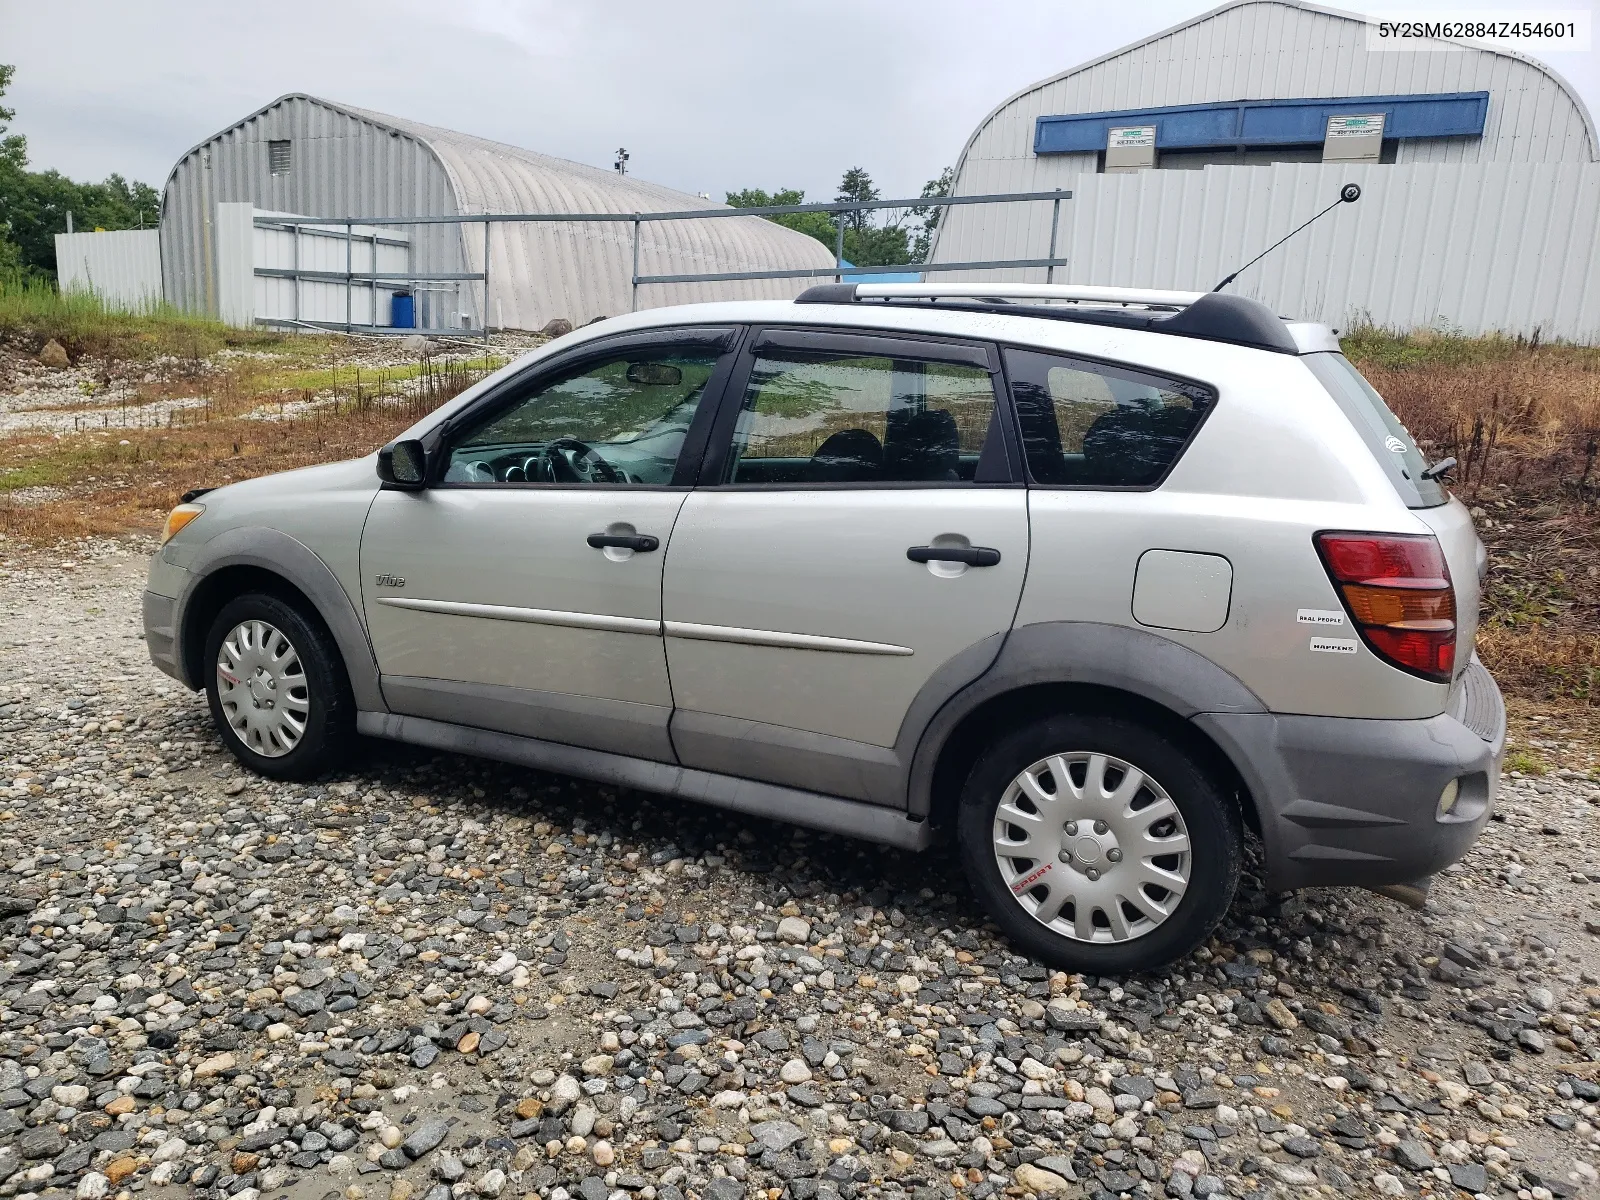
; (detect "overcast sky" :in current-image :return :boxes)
[4,0,1596,205]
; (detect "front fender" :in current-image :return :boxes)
[173,527,385,712]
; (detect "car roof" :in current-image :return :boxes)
[558,286,1339,361]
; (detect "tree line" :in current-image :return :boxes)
[727,165,954,267]
[0,65,162,282]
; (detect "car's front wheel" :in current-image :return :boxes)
[958,713,1241,974]
[204,593,353,781]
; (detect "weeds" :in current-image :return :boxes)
[1503,748,1551,776]
[1342,328,1600,704]
[0,295,507,542]
[0,277,307,362]
[1347,328,1600,498]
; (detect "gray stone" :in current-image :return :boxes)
[19,1126,66,1160]
[1392,1139,1435,1172]
[403,1117,450,1159]
[1448,1163,1488,1192]
[751,1120,806,1152]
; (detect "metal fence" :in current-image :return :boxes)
[251,189,1074,342]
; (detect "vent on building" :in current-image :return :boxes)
[268,140,291,175]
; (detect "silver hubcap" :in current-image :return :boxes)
[992,751,1191,944]
[216,620,310,758]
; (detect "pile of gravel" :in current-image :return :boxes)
[1,547,1598,1200]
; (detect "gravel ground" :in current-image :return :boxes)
[3,543,1600,1200]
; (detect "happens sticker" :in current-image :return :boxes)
[1297,608,1346,626]
[1310,637,1360,655]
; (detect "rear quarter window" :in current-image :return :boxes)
[1305,353,1446,509]
[1003,348,1215,487]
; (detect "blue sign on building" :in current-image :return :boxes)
[1034,92,1489,155]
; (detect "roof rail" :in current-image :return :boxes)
[797,282,1206,309]
[792,281,1302,355]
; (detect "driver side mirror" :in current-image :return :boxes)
[377,439,428,489]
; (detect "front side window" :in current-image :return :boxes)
[725,352,998,484]
[444,348,722,485]
[1005,348,1214,487]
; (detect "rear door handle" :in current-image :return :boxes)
[907,545,1001,567]
[588,533,660,552]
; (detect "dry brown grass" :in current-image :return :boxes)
[1345,331,1600,496]
[0,355,494,543]
[1476,625,1600,704]
[1344,330,1600,705]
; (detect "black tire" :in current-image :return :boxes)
[203,592,353,781]
[957,713,1241,974]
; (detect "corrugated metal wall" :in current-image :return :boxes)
[337,102,835,328]
[54,229,162,309]
[932,161,1600,340]
[160,97,464,319]
[944,0,1597,212]
[930,0,1600,340]
[162,94,836,330]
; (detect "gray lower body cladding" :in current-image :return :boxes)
[356,711,934,851]
[1198,660,1505,891]
[143,590,184,683]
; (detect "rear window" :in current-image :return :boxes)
[1004,348,1214,487]
[1306,353,1446,509]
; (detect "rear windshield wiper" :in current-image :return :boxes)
[1420,456,1457,481]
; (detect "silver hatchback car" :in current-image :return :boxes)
[143,283,1504,972]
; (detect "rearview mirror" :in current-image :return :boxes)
[377,439,428,488]
[626,361,683,387]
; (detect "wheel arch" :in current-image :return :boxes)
[908,621,1268,838]
[174,528,383,712]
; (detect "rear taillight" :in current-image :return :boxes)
[1314,532,1455,682]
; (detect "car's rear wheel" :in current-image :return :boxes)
[958,712,1241,974]
[204,593,353,781]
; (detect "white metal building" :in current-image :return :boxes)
[931,0,1600,339]
[160,94,834,330]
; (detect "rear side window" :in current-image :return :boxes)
[726,352,999,484]
[1004,348,1214,487]
[1305,352,1445,509]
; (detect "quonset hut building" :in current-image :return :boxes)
[159,94,834,331]
[929,0,1600,339]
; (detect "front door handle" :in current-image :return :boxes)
[907,545,1001,567]
[588,532,660,552]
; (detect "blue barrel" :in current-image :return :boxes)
[391,291,415,329]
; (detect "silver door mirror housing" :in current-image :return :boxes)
[378,439,428,488]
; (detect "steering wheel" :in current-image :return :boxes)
[537,437,621,484]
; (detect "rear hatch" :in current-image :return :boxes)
[1305,352,1483,690]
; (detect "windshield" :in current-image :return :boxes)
[1305,352,1446,509]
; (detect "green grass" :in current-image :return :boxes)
[0,277,306,362]
[1342,323,1600,370]
[0,435,150,491]
[1504,748,1551,776]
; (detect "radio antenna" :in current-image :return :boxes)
[1213,183,1360,292]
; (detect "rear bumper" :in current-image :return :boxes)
[1196,657,1505,891]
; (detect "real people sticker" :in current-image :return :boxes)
[1297,608,1346,626]
[1310,637,1360,654]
